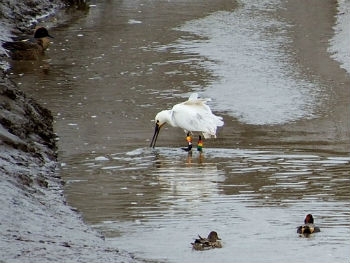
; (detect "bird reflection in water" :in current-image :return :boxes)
[186,150,204,165]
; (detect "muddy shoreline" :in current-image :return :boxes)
[0,78,138,262]
[0,1,138,262]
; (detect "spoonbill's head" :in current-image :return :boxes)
[155,110,172,127]
[150,110,170,148]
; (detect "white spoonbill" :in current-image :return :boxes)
[150,93,224,148]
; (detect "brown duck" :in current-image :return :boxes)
[2,27,53,60]
[297,214,321,236]
[191,231,222,250]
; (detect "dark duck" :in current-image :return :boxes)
[2,27,54,60]
[191,231,222,250]
[297,214,321,236]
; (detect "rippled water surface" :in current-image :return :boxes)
[61,147,350,262]
[6,0,350,262]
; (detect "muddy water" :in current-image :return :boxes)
[6,0,350,262]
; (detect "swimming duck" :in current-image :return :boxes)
[2,27,54,60]
[297,214,321,236]
[191,231,222,250]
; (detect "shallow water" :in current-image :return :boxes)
[172,0,320,125]
[62,147,350,262]
[6,0,350,262]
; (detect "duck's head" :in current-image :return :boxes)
[304,214,314,224]
[207,231,221,242]
[34,27,54,51]
[34,27,54,39]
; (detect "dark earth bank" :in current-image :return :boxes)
[0,1,138,262]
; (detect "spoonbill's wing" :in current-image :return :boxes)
[172,99,223,138]
[183,98,223,128]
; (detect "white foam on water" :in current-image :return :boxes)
[94,156,109,161]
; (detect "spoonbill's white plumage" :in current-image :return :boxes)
[150,93,224,148]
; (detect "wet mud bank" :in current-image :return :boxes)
[0,78,135,262]
[0,1,137,262]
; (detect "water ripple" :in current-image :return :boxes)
[62,146,350,263]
